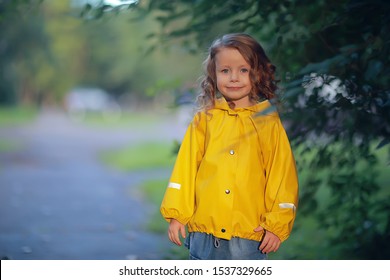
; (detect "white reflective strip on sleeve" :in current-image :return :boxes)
[168,182,181,190]
[279,203,296,211]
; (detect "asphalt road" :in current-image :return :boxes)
[0,108,188,260]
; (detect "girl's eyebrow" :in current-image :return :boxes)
[216,64,250,68]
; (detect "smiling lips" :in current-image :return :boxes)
[227,86,243,90]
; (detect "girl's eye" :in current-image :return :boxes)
[221,69,229,73]
[241,68,249,73]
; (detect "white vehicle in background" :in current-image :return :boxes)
[65,87,121,122]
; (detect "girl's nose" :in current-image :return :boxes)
[230,71,239,82]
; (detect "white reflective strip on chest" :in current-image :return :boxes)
[279,203,296,211]
[168,182,181,190]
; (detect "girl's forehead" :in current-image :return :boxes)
[215,47,250,65]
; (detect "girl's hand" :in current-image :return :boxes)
[168,219,186,246]
[254,226,281,253]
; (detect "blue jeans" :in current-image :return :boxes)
[184,232,268,260]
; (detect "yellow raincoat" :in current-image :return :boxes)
[161,98,298,242]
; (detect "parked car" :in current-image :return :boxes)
[65,87,121,121]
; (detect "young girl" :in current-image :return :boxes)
[160,33,299,260]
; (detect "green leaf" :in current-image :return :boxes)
[376,138,390,149]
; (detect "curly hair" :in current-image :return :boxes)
[197,33,278,111]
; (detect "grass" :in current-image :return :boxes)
[141,179,169,233]
[141,178,189,259]
[100,141,177,171]
[0,139,22,153]
[71,110,172,128]
[0,106,34,158]
[0,106,37,127]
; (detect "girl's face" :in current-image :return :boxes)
[215,47,253,108]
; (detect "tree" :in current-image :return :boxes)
[0,0,47,105]
[131,0,390,259]
[0,0,203,107]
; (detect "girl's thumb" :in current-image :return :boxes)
[254,226,264,232]
[180,226,186,238]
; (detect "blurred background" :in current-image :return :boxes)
[0,0,389,260]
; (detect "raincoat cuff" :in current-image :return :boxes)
[260,223,289,242]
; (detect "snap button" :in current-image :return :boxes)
[229,150,235,155]
[221,228,226,233]
[225,189,230,194]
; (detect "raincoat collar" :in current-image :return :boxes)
[214,97,272,115]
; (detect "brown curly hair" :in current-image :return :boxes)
[197,33,278,111]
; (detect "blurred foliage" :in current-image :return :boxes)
[139,0,390,147]
[0,0,203,107]
[0,0,45,105]
[134,0,390,259]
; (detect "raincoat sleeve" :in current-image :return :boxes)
[259,116,299,242]
[160,112,206,225]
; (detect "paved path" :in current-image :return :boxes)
[0,108,188,260]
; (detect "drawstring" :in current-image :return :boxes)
[214,237,220,248]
